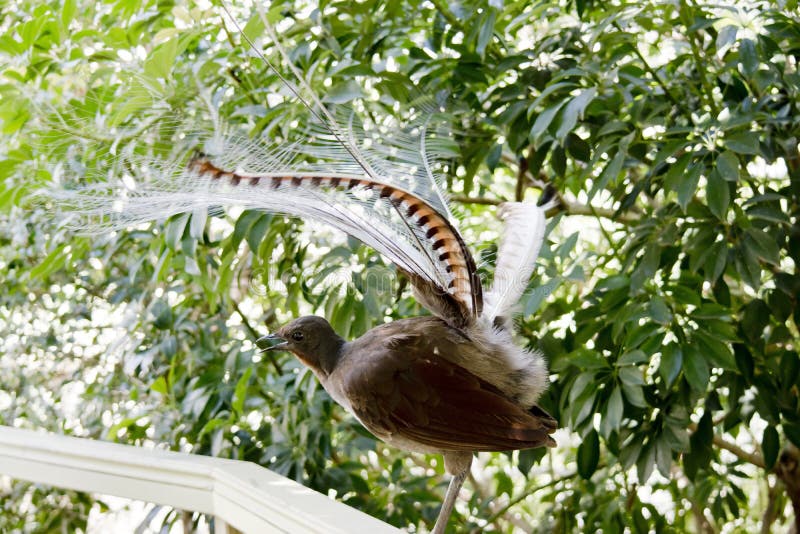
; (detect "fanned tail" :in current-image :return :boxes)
[49,141,482,326]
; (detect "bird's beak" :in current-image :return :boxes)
[256,333,289,352]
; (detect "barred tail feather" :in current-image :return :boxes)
[49,147,482,325]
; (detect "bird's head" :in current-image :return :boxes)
[257,315,344,375]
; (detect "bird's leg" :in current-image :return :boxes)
[432,451,473,534]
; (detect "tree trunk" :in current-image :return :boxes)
[776,444,800,532]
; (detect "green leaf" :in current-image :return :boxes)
[150,299,173,329]
[551,145,566,176]
[530,101,566,141]
[495,470,514,498]
[762,425,779,470]
[620,436,642,471]
[165,213,189,251]
[523,278,561,315]
[677,163,702,210]
[555,87,597,139]
[475,9,496,56]
[663,422,690,452]
[622,384,647,408]
[706,170,730,220]
[577,429,600,479]
[618,350,648,366]
[716,25,738,53]
[660,345,683,387]
[28,243,69,280]
[565,132,591,162]
[655,436,672,477]
[190,208,207,239]
[232,367,253,415]
[662,153,692,191]
[649,296,672,324]
[323,81,364,104]
[144,37,180,79]
[606,386,623,432]
[725,131,760,155]
[716,151,740,181]
[569,372,595,403]
[693,330,735,369]
[683,346,710,392]
[637,442,656,483]
[150,376,168,395]
[517,448,546,475]
[739,38,759,76]
[61,0,77,30]
[685,412,714,480]
[704,241,728,282]
[744,228,780,265]
[589,148,625,200]
[247,214,272,251]
[242,13,266,42]
[232,210,263,249]
[785,422,800,448]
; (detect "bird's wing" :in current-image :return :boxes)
[341,330,556,452]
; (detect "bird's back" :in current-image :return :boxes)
[323,317,556,454]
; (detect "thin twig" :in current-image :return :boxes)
[451,195,504,206]
[232,300,283,375]
[610,21,689,120]
[679,0,719,116]
[485,469,584,524]
[466,472,509,532]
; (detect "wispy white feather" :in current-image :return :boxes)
[47,118,481,319]
[483,202,550,323]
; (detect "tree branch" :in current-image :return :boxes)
[688,422,765,469]
[428,0,462,31]
[760,475,780,534]
[495,151,641,224]
[691,500,718,534]
[450,195,640,225]
[776,444,800,532]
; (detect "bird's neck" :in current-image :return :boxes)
[311,336,346,378]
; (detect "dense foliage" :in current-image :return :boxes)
[1,0,798,532]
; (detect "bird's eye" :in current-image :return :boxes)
[291,331,304,341]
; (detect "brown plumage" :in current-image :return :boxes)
[261,314,556,533]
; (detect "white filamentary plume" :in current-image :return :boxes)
[484,201,553,325]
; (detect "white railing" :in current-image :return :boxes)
[0,425,398,533]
